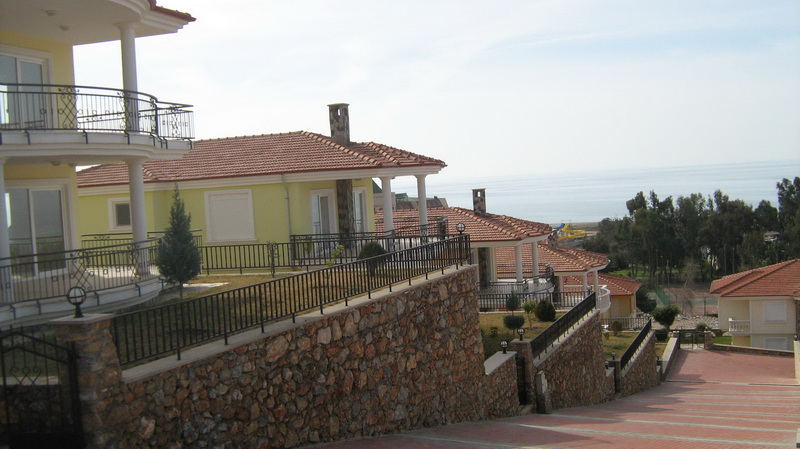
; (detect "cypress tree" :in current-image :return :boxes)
[156,185,201,298]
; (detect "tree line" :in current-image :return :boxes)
[583,177,800,287]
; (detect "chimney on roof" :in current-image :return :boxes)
[328,103,350,146]
[473,188,486,216]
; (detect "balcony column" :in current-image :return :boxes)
[592,269,600,293]
[0,161,11,303]
[515,244,524,282]
[127,159,147,244]
[118,22,139,92]
[531,242,539,278]
[581,272,588,291]
[381,176,394,232]
[415,174,427,230]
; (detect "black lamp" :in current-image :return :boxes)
[66,286,86,318]
[500,340,508,354]
[456,223,465,235]
[517,327,525,341]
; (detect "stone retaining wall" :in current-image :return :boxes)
[617,332,660,397]
[532,312,614,409]
[54,266,522,449]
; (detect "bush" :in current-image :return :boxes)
[655,328,669,342]
[534,300,556,322]
[358,242,387,276]
[503,315,525,331]
[610,321,623,336]
[652,305,681,330]
[522,301,537,327]
[505,293,520,314]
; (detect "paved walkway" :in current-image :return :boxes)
[309,350,800,448]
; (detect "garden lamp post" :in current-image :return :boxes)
[66,286,87,318]
[500,340,508,354]
[456,223,465,235]
[517,327,525,341]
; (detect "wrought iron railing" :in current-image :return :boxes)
[619,319,652,370]
[601,316,651,330]
[529,292,596,358]
[477,285,583,311]
[81,230,202,249]
[0,83,193,140]
[111,235,471,366]
[0,238,161,305]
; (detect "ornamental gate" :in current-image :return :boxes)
[0,331,84,449]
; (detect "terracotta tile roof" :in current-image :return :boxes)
[495,243,609,276]
[563,273,641,296]
[77,131,446,187]
[710,259,800,298]
[375,207,551,242]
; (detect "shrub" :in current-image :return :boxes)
[610,321,623,336]
[358,242,387,276]
[534,300,556,322]
[636,288,657,314]
[655,328,669,342]
[156,185,201,299]
[695,322,709,332]
[505,293,520,315]
[652,305,681,331]
[503,315,525,331]
[522,301,537,327]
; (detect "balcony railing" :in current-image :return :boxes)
[530,292,596,358]
[1,238,162,306]
[728,318,750,334]
[0,83,193,140]
[81,230,203,249]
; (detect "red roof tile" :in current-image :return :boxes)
[710,259,800,297]
[563,273,641,296]
[77,131,446,187]
[375,207,551,242]
[496,243,609,275]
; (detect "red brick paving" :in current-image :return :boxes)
[308,350,800,448]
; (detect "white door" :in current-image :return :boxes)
[7,188,67,274]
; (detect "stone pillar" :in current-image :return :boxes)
[381,176,394,232]
[416,174,428,231]
[336,179,354,244]
[608,358,621,393]
[52,314,123,449]
[509,340,534,407]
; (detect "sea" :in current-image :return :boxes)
[391,159,800,225]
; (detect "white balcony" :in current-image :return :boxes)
[728,318,750,335]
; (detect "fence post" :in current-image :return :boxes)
[51,314,122,449]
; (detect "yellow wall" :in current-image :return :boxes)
[77,177,377,244]
[718,297,750,330]
[749,298,796,335]
[0,32,75,85]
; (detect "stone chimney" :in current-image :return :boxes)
[328,103,350,146]
[472,188,486,216]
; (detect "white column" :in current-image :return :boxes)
[515,244,524,282]
[415,174,427,230]
[593,269,600,293]
[0,160,11,303]
[581,272,588,292]
[0,160,8,260]
[381,176,393,232]
[118,22,138,92]
[531,242,540,278]
[127,160,147,244]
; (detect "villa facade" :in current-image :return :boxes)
[713,259,800,351]
[1,0,195,322]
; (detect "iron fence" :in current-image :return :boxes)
[0,239,161,305]
[81,230,203,249]
[111,235,471,366]
[477,286,583,311]
[619,319,652,370]
[0,83,193,139]
[529,292,596,358]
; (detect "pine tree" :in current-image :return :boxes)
[156,185,201,298]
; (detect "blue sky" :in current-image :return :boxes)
[74,1,800,183]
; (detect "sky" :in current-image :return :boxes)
[74,0,800,186]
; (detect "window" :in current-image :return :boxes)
[108,198,131,230]
[205,190,255,242]
[353,188,367,233]
[310,190,336,235]
[1,47,50,128]
[764,337,788,351]
[764,301,787,323]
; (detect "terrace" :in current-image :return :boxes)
[0,83,194,152]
